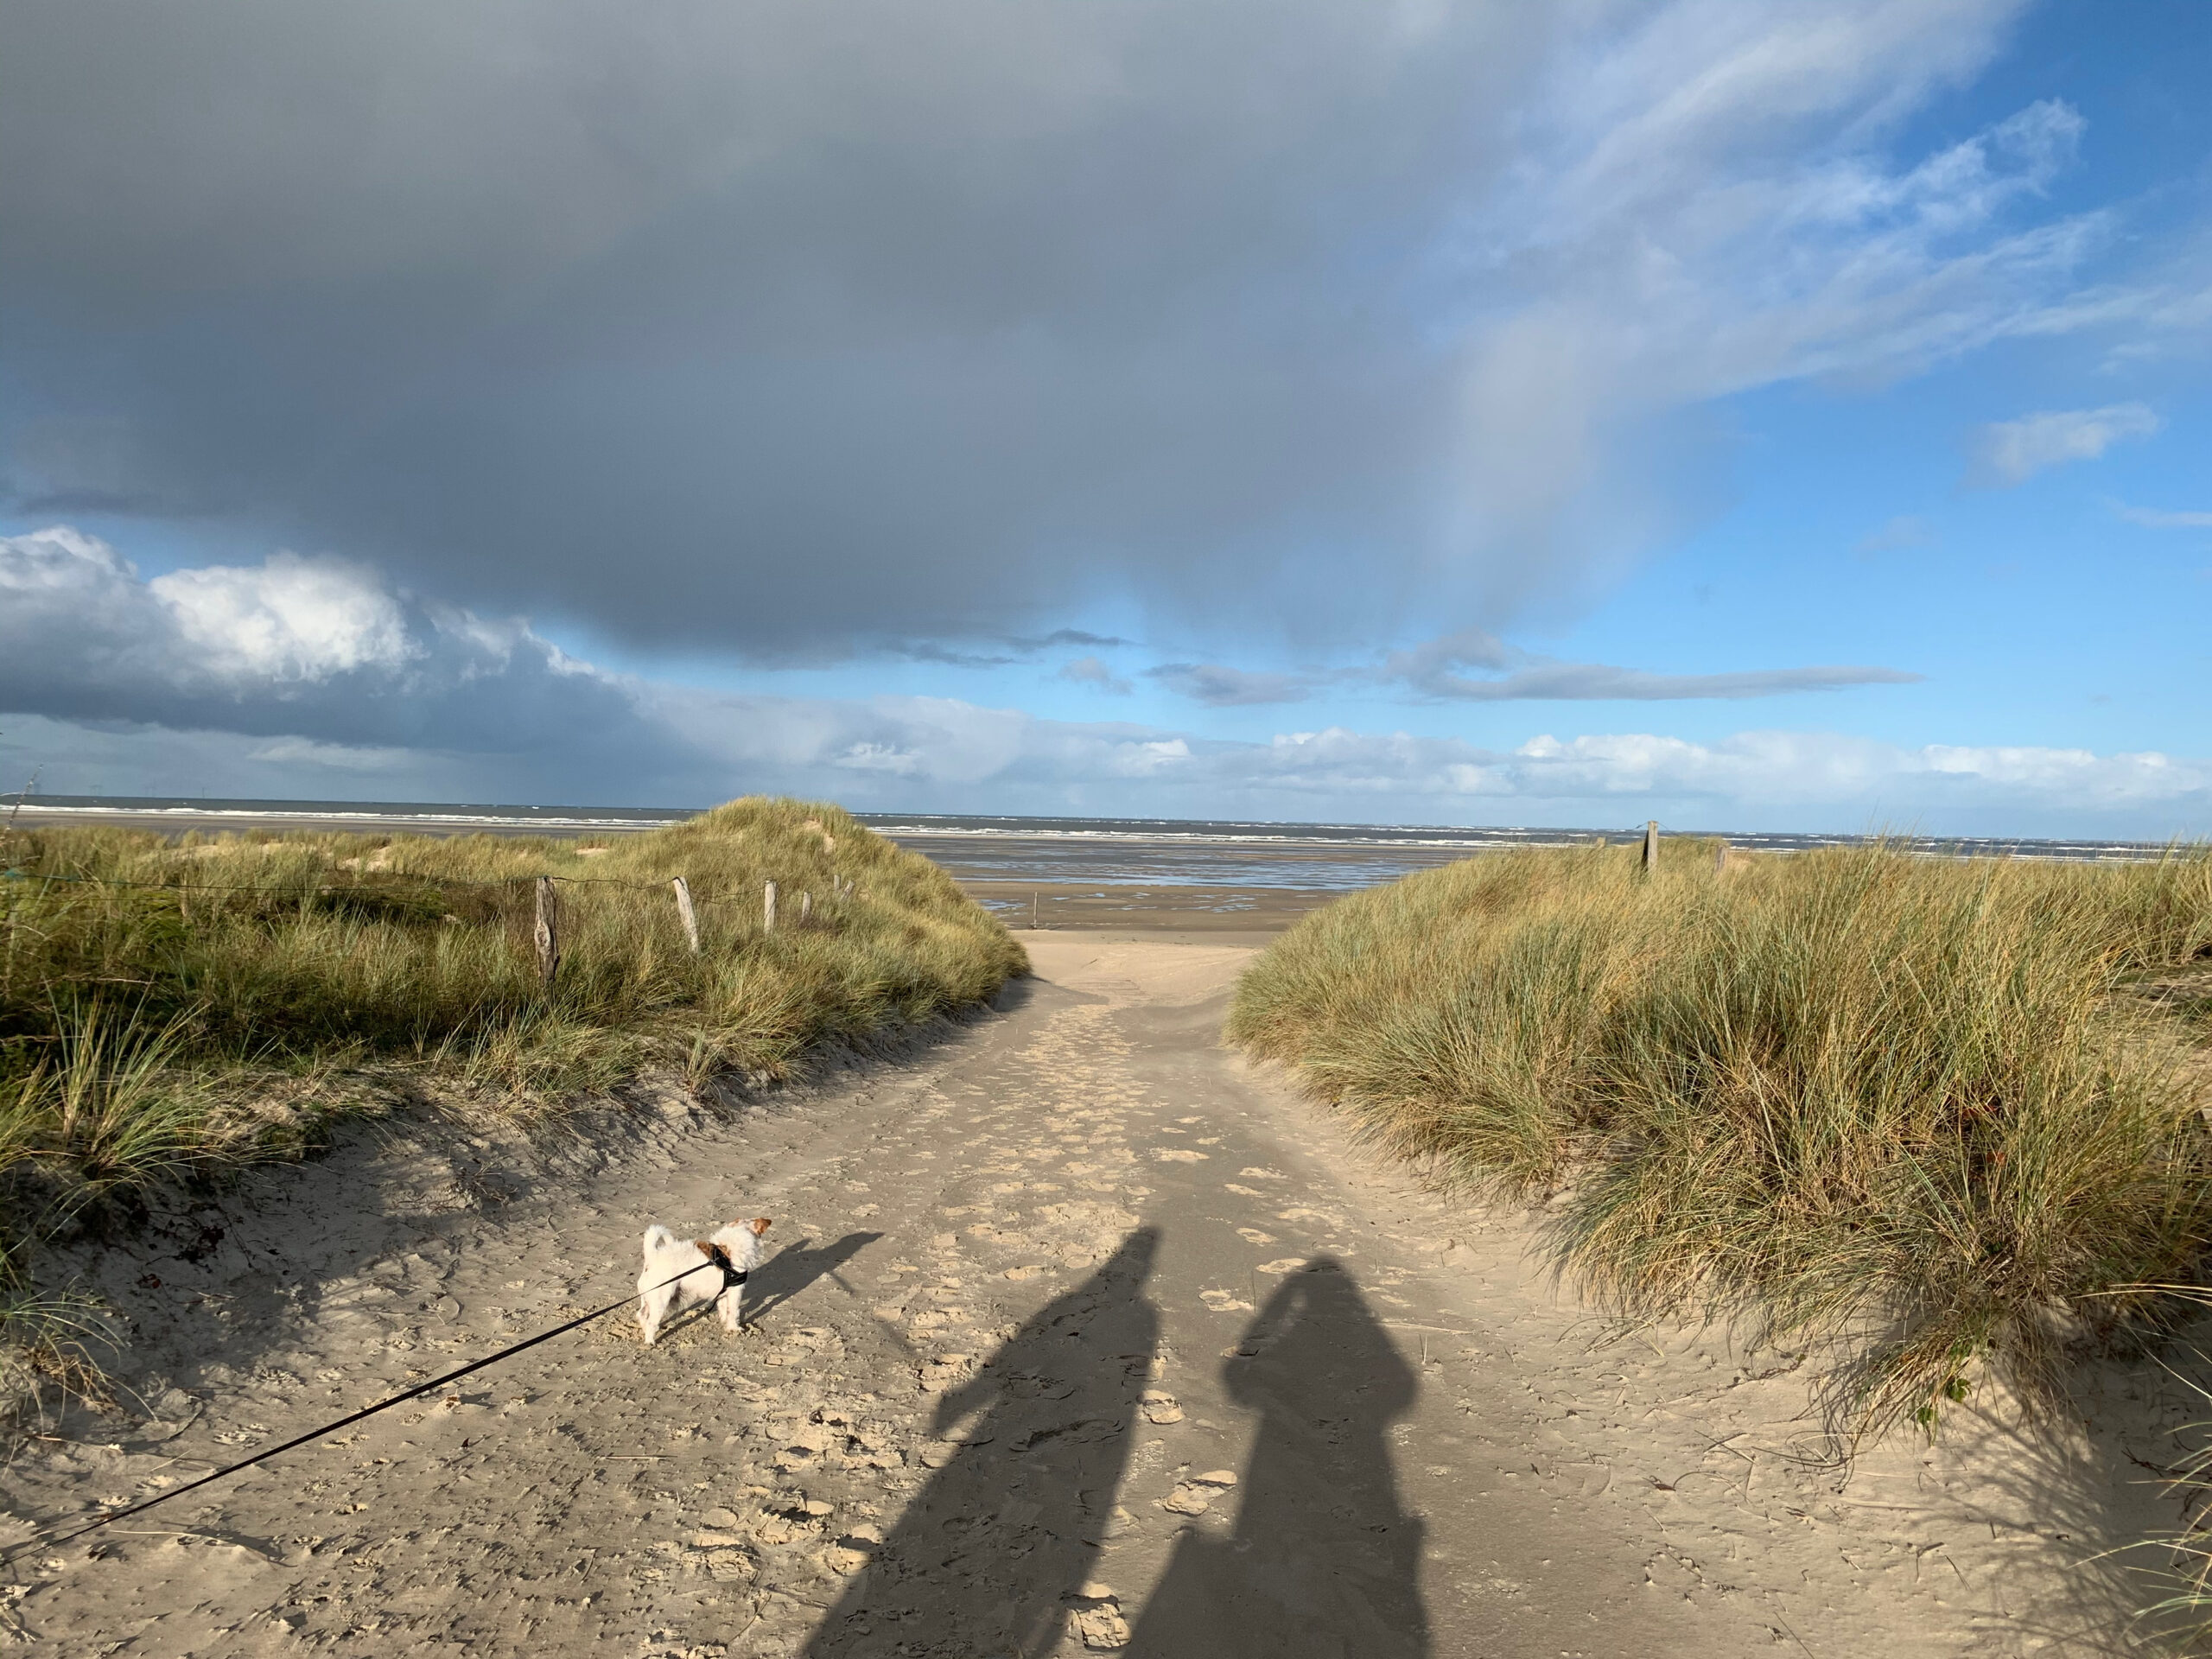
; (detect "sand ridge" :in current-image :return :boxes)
[0,937,2185,1655]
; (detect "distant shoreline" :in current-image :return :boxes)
[0,792,2177,864]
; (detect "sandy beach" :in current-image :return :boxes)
[3,932,2187,1656]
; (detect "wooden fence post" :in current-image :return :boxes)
[798,890,811,925]
[671,876,700,954]
[1032,891,1039,930]
[764,879,778,933]
[1641,820,1659,874]
[1713,840,1730,874]
[534,875,560,988]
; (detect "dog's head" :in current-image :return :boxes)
[734,1217,772,1236]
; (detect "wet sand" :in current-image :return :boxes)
[958,880,1336,936]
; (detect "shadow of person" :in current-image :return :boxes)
[1123,1258,1427,1658]
[804,1227,1161,1658]
[742,1231,887,1325]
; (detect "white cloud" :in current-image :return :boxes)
[0,524,661,767]
[1963,403,2162,487]
[151,554,417,681]
[2113,502,2212,530]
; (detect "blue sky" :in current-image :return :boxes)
[3,0,2209,835]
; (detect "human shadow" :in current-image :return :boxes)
[742,1231,886,1325]
[804,1228,1160,1657]
[1124,1258,1428,1658]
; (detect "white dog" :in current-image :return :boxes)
[637,1217,772,1344]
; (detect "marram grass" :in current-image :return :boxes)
[1226,840,2212,1435]
[0,798,1025,1281]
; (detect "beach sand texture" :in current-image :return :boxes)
[2,935,2183,1655]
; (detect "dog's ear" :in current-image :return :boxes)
[749,1217,772,1236]
[693,1240,715,1257]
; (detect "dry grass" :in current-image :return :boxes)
[1227,840,2212,1436]
[0,798,1024,1281]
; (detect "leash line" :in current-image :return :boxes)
[2,1258,747,1566]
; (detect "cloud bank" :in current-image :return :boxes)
[3,529,2200,837]
[0,526,660,766]
[5,0,2164,661]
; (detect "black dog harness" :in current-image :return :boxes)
[695,1241,751,1291]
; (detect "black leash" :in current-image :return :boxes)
[2,1255,748,1565]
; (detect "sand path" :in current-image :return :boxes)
[3,938,2167,1656]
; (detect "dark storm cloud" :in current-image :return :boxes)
[0,0,1540,657]
[1,0,2099,671]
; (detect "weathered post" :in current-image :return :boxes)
[1713,840,1730,874]
[1032,891,1039,930]
[799,890,812,925]
[764,879,778,933]
[534,875,560,988]
[1642,820,1659,874]
[671,876,700,954]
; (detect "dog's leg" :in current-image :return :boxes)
[639,1287,671,1345]
[717,1285,742,1334]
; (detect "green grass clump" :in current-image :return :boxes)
[0,798,1024,1277]
[1227,841,2212,1433]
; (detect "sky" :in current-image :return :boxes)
[3,0,2209,837]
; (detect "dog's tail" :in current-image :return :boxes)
[642,1223,679,1252]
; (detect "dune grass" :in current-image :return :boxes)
[1227,840,2212,1435]
[0,798,1024,1289]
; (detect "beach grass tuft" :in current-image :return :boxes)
[1227,839,2212,1436]
[0,797,1023,1287]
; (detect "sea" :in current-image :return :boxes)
[3,795,2181,891]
